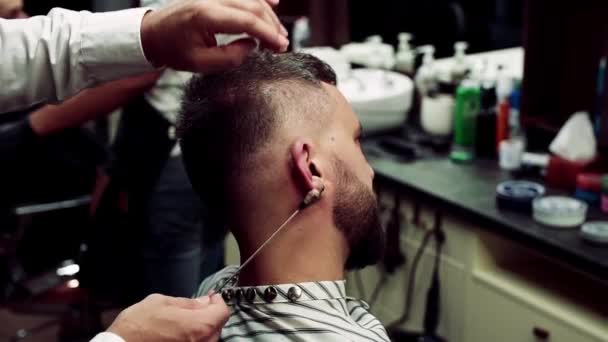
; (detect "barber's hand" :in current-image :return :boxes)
[141,0,289,73]
[108,293,230,342]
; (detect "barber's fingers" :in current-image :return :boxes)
[205,295,230,324]
[220,0,285,36]
[189,39,257,73]
[247,0,287,37]
[202,31,218,49]
[256,0,288,36]
[160,295,209,310]
[265,0,279,6]
[209,292,226,305]
[187,295,230,329]
[159,303,229,340]
[202,4,288,52]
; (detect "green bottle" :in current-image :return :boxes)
[451,80,481,162]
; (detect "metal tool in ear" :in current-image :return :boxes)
[215,181,325,292]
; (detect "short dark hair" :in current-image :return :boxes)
[177,50,336,219]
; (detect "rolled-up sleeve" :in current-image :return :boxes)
[0,7,155,113]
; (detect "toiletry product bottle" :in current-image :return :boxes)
[395,32,415,76]
[509,82,525,146]
[451,79,481,162]
[475,84,498,159]
[499,139,524,171]
[292,17,310,52]
[498,82,525,170]
[364,35,395,70]
[451,41,469,84]
[495,66,512,151]
[415,45,438,96]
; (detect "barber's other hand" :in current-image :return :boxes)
[108,293,230,342]
[141,0,289,73]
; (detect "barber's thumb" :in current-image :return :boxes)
[195,294,230,325]
[190,39,257,73]
[209,293,227,306]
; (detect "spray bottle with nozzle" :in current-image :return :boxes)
[451,41,469,83]
[395,33,415,75]
[292,17,310,52]
[415,45,438,96]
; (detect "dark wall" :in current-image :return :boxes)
[349,0,523,58]
[24,0,92,15]
[521,0,608,150]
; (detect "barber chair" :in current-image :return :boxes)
[0,195,104,342]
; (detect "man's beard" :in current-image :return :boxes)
[332,157,385,270]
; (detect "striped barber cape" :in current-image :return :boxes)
[196,266,390,342]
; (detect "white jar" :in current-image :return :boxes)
[420,94,455,136]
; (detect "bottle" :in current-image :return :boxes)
[509,82,524,144]
[499,82,525,171]
[366,35,382,44]
[499,139,524,171]
[475,83,498,159]
[415,45,438,96]
[451,42,469,84]
[292,17,310,52]
[495,66,512,152]
[364,35,395,70]
[395,33,415,76]
[451,79,481,162]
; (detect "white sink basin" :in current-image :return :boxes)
[339,69,413,133]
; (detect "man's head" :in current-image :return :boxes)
[0,0,26,19]
[178,50,384,270]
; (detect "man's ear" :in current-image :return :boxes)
[290,139,323,195]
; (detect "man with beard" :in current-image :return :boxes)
[177,50,389,341]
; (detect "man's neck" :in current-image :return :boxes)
[235,213,348,286]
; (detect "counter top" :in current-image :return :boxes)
[369,156,608,282]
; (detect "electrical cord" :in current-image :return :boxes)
[388,228,435,329]
[423,228,445,336]
[369,193,407,309]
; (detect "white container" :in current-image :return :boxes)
[532,196,588,228]
[499,139,524,170]
[420,94,455,136]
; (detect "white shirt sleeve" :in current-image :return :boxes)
[89,332,126,342]
[0,7,155,113]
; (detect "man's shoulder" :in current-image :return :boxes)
[194,265,239,297]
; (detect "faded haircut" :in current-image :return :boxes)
[177,50,337,220]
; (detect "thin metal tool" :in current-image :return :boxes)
[215,209,301,292]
